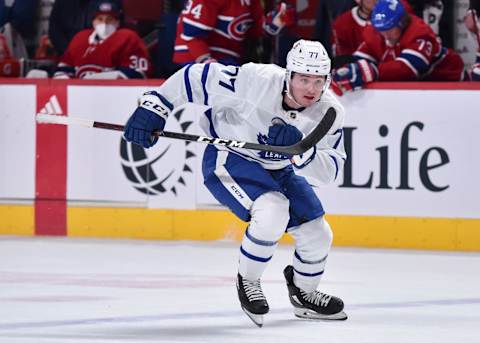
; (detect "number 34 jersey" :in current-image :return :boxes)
[173,0,264,64]
[57,28,152,79]
[156,62,347,186]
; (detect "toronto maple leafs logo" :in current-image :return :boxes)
[256,132,288,161]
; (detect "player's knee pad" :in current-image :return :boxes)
[239,191,290,279]
[289,216,333,262]
[248,191,290,242]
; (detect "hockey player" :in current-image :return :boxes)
[332,0,464,95]
[123,39,348,326]
[53,1,151,79]
[173,0,295,65]
[332,0,414,59]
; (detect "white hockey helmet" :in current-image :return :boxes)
[285,39,332,103]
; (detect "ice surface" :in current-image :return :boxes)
[0,237,479,343]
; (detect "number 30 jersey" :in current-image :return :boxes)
[56,29,151,79]
[155,62,347,186]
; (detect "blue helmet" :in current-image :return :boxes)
[371,0,406,32]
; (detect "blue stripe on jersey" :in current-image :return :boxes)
[215,18,229,36]
[399,51,429,75]
[293,266,324,277]
[329,154,339,180]
[201,63,210,105]
[294,250,328,264]
[240,246,272,263]
[333,129,343,149]
[184,64,194,102]
[246,227,277,246]
[183,21,210,38]
[204,109,219,138]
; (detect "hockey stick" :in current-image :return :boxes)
[36,107,336,155]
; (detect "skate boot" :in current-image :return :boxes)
[283,265,347,321]
[236,273,269,327]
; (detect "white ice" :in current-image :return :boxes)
[0,237,479,343]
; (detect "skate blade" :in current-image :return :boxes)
[241,307,264,327]
[294,308,348,321]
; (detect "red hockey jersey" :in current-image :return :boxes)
[57,28,151,78]
[332,7,368,56]
[354,16,464,81]
[332,1,414,56]
[173,0,264,65]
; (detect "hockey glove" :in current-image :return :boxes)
[124,91,172,148]
[423,0,443,35]
[264,2,296,36]
[332,60,378,96]
[267,123,303,160]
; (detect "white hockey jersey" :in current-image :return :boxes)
[156,62,346,186]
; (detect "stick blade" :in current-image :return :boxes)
[292,107,337,155]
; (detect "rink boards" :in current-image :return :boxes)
[0,79,479,251]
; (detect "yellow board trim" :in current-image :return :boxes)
[67,207,248,241]
[0,205,35,236]
[1,205,479,251]
[327,215,480,251]
[67,207,480,251]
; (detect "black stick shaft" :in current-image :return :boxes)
[92,107,336,155]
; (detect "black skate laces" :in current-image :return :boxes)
[242,279,266,302]
[300,290,332,307]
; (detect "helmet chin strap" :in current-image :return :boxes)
[285,70,308,108]
[285,88,305,108]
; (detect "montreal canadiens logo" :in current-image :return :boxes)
[76,65,105,78]
[228,13,254,41]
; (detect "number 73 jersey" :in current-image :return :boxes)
[354,16,463,81]
[156,62,346,186]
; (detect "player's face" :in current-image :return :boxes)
[380,27,403,46]
[93,14,120,27]
[289,73,326,107]
[360,0,377,15]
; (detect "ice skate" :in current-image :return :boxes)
[283,265,347,321]
[236,273,269,327]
